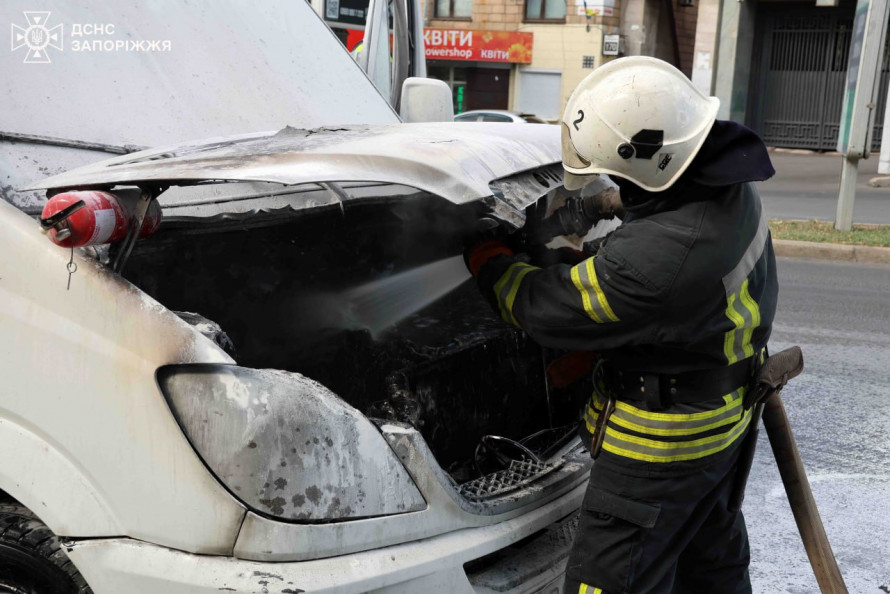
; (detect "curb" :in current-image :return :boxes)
[767,147,841,157]
[773,239,890,265]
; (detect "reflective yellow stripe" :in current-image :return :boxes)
[588,391,744,437]
[493,266,515,324]
[602,408,752,463]
[584,405,600,434]
[724,278,761,364]
[571,265,602,322]
[609,407,742,437]
[570,258,619,323]
[504,265,536,326]
[739,279,761,359]
[584,390,750,462]
[605,410,750,454]
[578,584,587,594]
[587,258,619,322]
[493,262,537,327]
[723,293,746,364]
[613,391,743,422]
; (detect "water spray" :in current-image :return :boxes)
[341,255,471,337]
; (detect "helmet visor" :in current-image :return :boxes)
[561,123,591,170]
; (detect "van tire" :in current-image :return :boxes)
[0,504,91,594]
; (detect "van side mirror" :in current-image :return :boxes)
[399,78,455,123]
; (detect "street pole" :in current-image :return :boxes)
[878,79,890,175]
[836,0,890,231]
[837,157,860,232]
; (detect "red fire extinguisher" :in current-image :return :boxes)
[39,190,161,248]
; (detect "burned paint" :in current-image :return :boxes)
[258,497,287,515]
[304,486,322,506]
[252,571,284,581]
[325,497,342,516]
[489,163,565,217]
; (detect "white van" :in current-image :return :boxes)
[0,1,599,592]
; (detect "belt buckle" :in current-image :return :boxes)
[590,395,615,459]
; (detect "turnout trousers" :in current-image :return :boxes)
[563,444,751,594]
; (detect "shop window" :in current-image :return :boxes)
[436,0,473,19]
[428,66,469,114]
[525,0,565,22]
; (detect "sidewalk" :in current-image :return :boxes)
[759,149,890,224]
[773,238,890,264]
[757,148,890,264]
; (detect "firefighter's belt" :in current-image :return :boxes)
[605,358,758,411]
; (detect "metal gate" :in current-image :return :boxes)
[749,3,890,151]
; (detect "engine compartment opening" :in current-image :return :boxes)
[124,189,588,483]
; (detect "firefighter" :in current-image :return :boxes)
[465,56,778,593]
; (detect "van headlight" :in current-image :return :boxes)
[157,365,426,520]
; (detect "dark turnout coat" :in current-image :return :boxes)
[476,121,779,476]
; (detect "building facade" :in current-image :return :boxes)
[423,0,622,119]
[701,0,890,151]
[313,0,699,122]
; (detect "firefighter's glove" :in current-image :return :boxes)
[584,186,624,220]
[465,240,515,277]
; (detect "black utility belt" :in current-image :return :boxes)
[602,357,758,410]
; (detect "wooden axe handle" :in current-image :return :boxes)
[762,393,848,593]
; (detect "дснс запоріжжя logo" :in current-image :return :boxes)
[11,11,62,64]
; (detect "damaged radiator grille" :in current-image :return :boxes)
[459,459,561,502]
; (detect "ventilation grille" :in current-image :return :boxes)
[459,459,559,502]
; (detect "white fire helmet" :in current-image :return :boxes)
[561,56,720,192]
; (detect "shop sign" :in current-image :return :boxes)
[424,29,533,63]
[577,0,615,17]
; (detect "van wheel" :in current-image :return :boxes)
[0,504,91,594]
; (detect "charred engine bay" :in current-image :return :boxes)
[124,194,588,483]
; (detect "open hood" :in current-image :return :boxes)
[1,1,397,148]
[27,124,563,214]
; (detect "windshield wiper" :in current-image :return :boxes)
[0,131,145,155]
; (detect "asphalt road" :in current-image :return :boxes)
[759,151,890,224]
[746,257,890,593]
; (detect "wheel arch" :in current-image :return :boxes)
[0,416,121,537]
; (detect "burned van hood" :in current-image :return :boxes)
[27,124,562,220]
